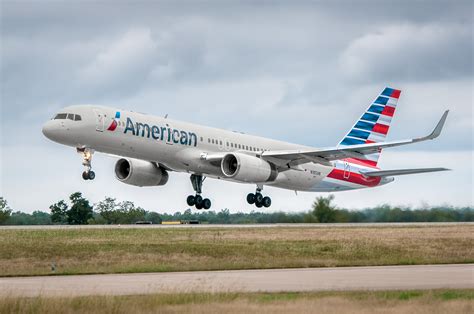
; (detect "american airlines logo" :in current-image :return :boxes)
[107,111,121,131]
[122,116,198,147]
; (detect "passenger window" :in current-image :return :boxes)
[54,113,67,120]
[74,114,82,121]
[220,140,222,145]
[200,137,203,142]
[208,138,210,143]
[226,142,229,147]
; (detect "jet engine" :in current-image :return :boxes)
[221,153,278,183]
[115,158,169,187]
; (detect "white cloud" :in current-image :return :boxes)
[78,28,158,96]
[340,24,472,82]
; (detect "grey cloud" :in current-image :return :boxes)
[339,23,473,82]
[1,1,472,212]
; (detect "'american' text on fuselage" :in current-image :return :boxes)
[124,117,197,146]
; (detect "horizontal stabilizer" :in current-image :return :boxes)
[362,167,450,177]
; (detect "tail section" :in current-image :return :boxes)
[339,87,401,167]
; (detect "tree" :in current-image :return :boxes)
[145,212,162,224]
[0,197,12,224]
[30,211,52,224]
[119,201,146,223]
[95,197,118,224]
[95,198,148,224]
[312,195,337,223]
[50,200,68,224]
[67,192,93,225]
[7,211,52,225]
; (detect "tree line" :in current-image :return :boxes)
[0,194,472,225]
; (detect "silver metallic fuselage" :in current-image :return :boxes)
[43,105,389,192]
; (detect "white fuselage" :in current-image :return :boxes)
[42,105,390,192]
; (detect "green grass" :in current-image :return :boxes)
[0,225,473,276]
[1,290,473,314]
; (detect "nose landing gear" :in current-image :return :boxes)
[247,185,271,208]
[187,174,211,210]
[77,148,95,180]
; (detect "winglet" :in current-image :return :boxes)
[414,110,448,142]
[425,110,449,140]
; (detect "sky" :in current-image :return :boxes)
[1,0,473,213]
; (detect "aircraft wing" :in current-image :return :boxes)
[261,110,449,168]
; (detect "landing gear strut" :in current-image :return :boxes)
[186,174,211,210]
[247,185,271,208]
[77,148,95,180]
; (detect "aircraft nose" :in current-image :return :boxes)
[42,121,57,140]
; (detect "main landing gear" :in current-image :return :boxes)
[77,148,95,180]
[247,185,271,208]
[186,174,211,210]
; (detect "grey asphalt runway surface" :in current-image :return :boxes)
[1,264,472,297]
[1,222,472,230]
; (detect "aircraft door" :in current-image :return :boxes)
[343,162,351,179]
[94,110,105,132]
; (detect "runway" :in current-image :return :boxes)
[1,264,472,297]
[1,222,472,230]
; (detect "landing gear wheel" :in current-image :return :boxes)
[247,193,255,204]
[188,174,212,210]
[203,198,211,210]
[186,195,196,206]
[194,195,203,206]
[262,196,271,208]
[248,185,272,208]
[78,148,95,181]
[87,171,95,180]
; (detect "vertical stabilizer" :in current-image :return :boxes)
[339,87,401,167]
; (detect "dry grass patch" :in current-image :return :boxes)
[0,290,472,314]
[0,225,473,276]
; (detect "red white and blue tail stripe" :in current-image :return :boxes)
[338,87,401,167]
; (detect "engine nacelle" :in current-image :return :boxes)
[115,158,169,187]
[221,153,278,183]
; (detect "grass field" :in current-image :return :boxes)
[1,290,472,314]
[0,225,473,276]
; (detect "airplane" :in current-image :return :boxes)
[42,87,449,209]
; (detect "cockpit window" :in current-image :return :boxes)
[53,113,82,121]
[54,113,68,120]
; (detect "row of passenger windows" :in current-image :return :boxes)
[202,137,267,152]
[53,113,82,121]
